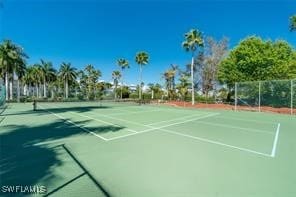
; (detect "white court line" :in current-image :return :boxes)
[214,116,276,124]
[68,111,138,133]
[195,121,273,135]
[107,113,220,141]
[107,109,163,116]
[39,105,109,141]
[87,111,152,128]
[43,103,140,133]
[105,112,273,158]
[139,113,220,133]
[88,111,207,128]
[145,113,205,126]
[271,123,281,157]
[89,110,272,145]
[161,129,272,158]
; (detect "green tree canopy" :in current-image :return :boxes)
[218,36,296,87]
[290,15,296,31]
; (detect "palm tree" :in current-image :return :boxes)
[182,29,204,105]
[59,62,77,99]
[84,64,101,99]
[163,69,176,100]
[290,15,296,31]
[176,74,190,102]
[85,64,94,98]
[112,70,121,99]
[148,83,162,99]
[0,40,16,101]
[91,69,101,99]
[14,58,26,102]
[26,64,42,98]
[23,66,34,97]
[117,58,129,99]
[135,52,149,100]
[0,40,27,100]
[48,79,59,99]
[32,64,43,98]
[40,59,56,98]
[170,64,179,90]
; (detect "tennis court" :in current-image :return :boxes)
[0,102,296,196]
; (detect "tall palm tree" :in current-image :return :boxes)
[84,64,101,99]
[112,70,121,99]
[0,40,27,100]
[23,66,34,96]
[48,79,59,99]
[0,40,16,100]
[14,58,26,102]
[290,15,296,31]
[31,64,43,98]
[135,52,149,100]
[59,62,77,99]
[182,29,204,105]
[117,58,129,99]
[40,59,56,98]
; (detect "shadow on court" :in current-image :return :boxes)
[0,118,121,196]
[0,105,111,117]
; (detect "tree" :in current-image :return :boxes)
[14,58,26,102]
[77,70,87,98]
[200,37,228,97]
[182,29,204,105]
[112,70,121,99]
[59,62,77,99]
[48,77,58,99]
[176,74,190,101]
[290,15,296,31]
[163,65,178,100]
[0,40,28,100]
[84,64,101,100]
[147,83,162,99]
[31,64,43,98]
[40,59,56,98]
[135,51,149,100]
[117,58,129,99]
[170,64,179,90]
[22,66,34,97]
[218,36,296,100]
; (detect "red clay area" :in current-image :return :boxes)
[163,101,295,115]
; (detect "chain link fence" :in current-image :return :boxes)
[235,79,295,115]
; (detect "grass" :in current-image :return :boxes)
[0,102,296,197]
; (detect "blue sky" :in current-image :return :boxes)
[0,0,296,85]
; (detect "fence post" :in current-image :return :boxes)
[258,81,261,112]
[291,80,293,115]
[235,82,237,111]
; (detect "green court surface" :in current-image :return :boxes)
[0,102,296,197]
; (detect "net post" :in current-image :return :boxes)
[234,82,237,112]
[291,80,293,115]
[258,81,261,112]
